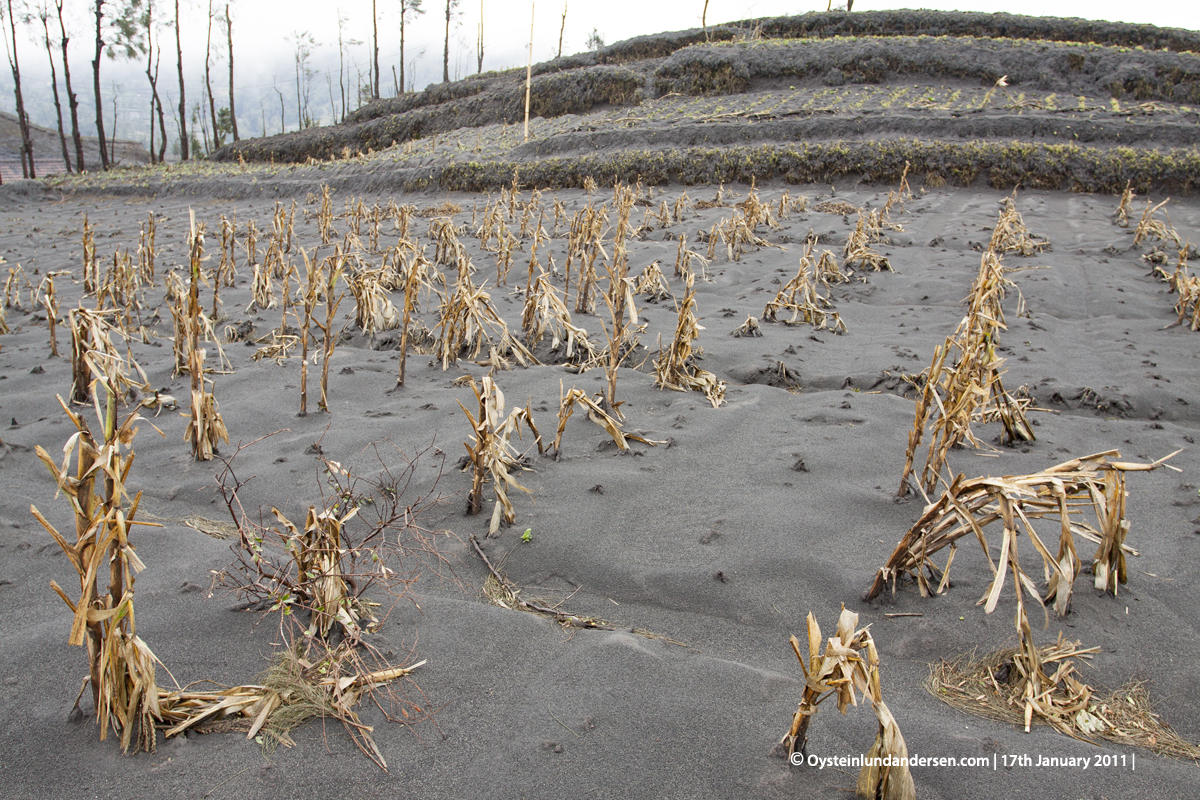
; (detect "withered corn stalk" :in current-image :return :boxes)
[762,245,846,333]
[867,448,1182,739]
[316,251,347,412]
[781,607,916,800]
[32,390,163,754]
[137,212,157,285]
[1132,197,1180,248]
[898,204,1039,497]
[68,306,148,405]
[521,271,598,363]
[39,273,61,357]
[552,381,661,454]
[653,275,725,408]
[81,214,98,295]
[868,449,1180,612]
[459,377,543,535]
[436,267,535,370]
[182,213,228,461]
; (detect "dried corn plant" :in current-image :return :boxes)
[565,203,609,314]
[1174,268,1200,331]
[244,218,259,269]
[990,193,1050,256]
[436,267,535,370]
[319,184,335,245]
[882,161,914,216]
[1132,197,1180,248]
[137,211,158,285]
[459,377,542,535]
[598,234,640,416]
[552,381,660,454]
[654,275,726,408]
[762,247,846,333]
[868,450,1179,612]
[314,252,347,412]
[3,263,30,310]
[843,212,893,272]
[634,260,672,303]
[32,389,163,754]
[81,214,98,295]
[204,446,445,768]
[711,211,778,262]
[521,271,598,364]
[1114,181,1136,227]
[349,269,400,336]
[395,250,435,387]
[182,214,229,461]
[734,180,778,230]
[780,607,916,800]
[898,237,1037,497]
[248,259,277,311]
[69,307,147,404]
[731,314,762,338]
[39,272,62,357]
[429,217,465,266]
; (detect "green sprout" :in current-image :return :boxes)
[522,528,533,543]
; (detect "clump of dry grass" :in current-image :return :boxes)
[780,607,916,800]
[654,274,726,408]
[459,376,542,535]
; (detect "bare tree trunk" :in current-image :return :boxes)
[175,0,189,161]
[371,0,379,98]
[399,3,406,95]
[443,0,450,83]
[91,0,109,170]
[475,0,482,73]
[557,1,566,59]
[294,55,301,129]
[41,13,72,173]
[225,3,238,141]
[204,0,219,150]
[55,0,83,171]
[145,0,168,163]
[154,53,167,161]
[6,0,35,178]
[523,2,533,142]
[109,84,118,163]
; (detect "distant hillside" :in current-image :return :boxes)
[0,110,150,181]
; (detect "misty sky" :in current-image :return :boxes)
[3,0,1198,147]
